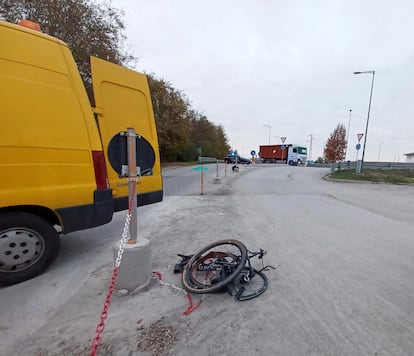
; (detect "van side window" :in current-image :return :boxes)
[293,148,297,153]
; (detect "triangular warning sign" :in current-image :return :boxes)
[281,137,287,143]
[357,133,364,142]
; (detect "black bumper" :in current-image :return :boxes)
[56,189,114,234]
[113,189,163,212]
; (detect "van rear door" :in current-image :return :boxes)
[91,57,162,210]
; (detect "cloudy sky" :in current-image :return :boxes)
[109,0,413,161]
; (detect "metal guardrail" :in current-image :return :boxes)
[308,161,414,170]
[198,156,219,163]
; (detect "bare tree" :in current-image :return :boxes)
[324,123,347,163]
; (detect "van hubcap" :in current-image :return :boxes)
[0,228,45,272]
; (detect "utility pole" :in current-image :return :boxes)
[263,125,271,144]
[308,134,314,161]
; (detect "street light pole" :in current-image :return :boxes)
[308,133,314,161]
[353,70,375,172]
[263,125,271,145]
[377,141,383,161]
[345,109,352,160]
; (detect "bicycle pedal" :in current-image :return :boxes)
[174,264,184,273]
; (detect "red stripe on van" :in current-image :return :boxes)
[92,151,109,189]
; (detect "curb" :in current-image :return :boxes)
[323,174,414,186]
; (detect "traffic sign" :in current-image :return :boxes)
[356,143,361,150]
[357,133,364,142]
[193,166,208,171]
[251,150,256,156]
[281,144,286,150]
[107,133,155,177]
[281,137,287,143]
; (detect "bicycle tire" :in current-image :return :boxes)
[233,268,268,301]
[181,239,248,294]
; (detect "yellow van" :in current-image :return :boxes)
[0,20,163,285]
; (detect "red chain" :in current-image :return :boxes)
[90,267,119,355]
[90,180,137,355]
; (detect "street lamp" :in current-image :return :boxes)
[353,70,375,173]
[345,109,352,160]
[263,125,271,145]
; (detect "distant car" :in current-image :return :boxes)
[224,155,252,165]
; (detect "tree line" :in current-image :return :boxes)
[1,0,230,162]
[2,0,351,164]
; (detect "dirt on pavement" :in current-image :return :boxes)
[12,169,271,356]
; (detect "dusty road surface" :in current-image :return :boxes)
[1,165,414,355]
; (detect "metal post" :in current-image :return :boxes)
[308,134,313,161]
[200,162,204,195]
[361,72,375,171]
[377,141,383,161]
[353,70,375,172]
[216,159,219,179]
[127,128,138,243]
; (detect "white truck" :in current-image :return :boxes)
[259,144,307,165]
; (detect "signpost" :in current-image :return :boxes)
[356,133,364,173]
[281,137,287,163]
[193,164,208,195]
[250,150,256,162]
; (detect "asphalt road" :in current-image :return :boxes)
[162,162,233,195]
[1,164,413,355]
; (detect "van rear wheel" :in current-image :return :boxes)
[0,213,60,286]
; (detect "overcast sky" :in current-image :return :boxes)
[109,0,413,161]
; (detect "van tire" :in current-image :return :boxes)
[0,213,60,286]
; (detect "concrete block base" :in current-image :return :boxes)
[213,177,221,184]
[113,238,152,292]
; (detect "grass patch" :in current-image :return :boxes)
[330,169,414,184]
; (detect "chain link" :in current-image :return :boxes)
[91,179,137,355]
[152,273,188,295]
[115,179,136,267]
[151,272,205,315]
[90,267,119,355]
[115,213,131,267]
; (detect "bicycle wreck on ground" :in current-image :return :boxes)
[175,239,275,301]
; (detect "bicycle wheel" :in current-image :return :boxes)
[181,239,248,294]
[232,267,268,301]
